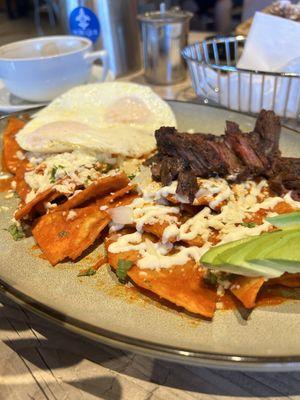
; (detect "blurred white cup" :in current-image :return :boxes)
[0,35,108,102]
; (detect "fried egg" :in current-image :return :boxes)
[16,82,177,158]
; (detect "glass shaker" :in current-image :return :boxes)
[138,4,193,85]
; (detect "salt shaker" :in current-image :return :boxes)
[138,3,193,85]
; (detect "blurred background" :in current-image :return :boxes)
[0,0,287,47]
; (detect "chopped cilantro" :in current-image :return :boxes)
[127,174,136,180]
[78,267,96,277]
[204,270,218,286]
[84,175,92,186]
[103,164,113,173]
[241,222,257,228]
[58,230,68,238]
[95,163,113,173]
[5,223,25,241]
[116,259,133,283]
[49,165,65,184]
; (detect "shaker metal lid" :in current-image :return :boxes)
[137,4,193,24]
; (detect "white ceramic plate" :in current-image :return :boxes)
[0,65,113,114]
[1,101,300,371]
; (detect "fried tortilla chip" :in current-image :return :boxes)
[230,276,265,308]
[183,236,205,247]
[53,172,129,212]
[2,117,26,173]
[34,191,69,216]
[109,193,139,208]
[15,187,55,220]
[32,206,110,266]
[15,160,31,202]
[269,273,300,288]
[96,184,137,208]
[143,221,178,242]
[167,193,226,210]
[77,253,107,276]
[106,238,217,318]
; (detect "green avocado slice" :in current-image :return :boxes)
[266,211,300,229]
[201,228,300,278]
[249,259,300,276]
[200,236,255,266]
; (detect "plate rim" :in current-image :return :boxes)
[2,277,300,371]
[0,65,113,114]
[1,101,300,371]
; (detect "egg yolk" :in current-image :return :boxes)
[105,96,151,124]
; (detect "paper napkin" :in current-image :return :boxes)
[237,12,300,73]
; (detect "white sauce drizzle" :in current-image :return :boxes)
[108,171,300,271]
[109,232,210,270]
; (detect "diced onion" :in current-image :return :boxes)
[145,238,158,256]
[132,166,152,189]
[108,206,133,225]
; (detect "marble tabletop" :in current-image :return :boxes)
[1,30,300,400]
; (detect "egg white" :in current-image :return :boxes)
[16,82,177,158]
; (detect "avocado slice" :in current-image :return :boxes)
[201,234,278,277]
[266,211,300,229]
[248,229,300,261]
[249,259,300,276]
[201,228,300,278]
[200,236,255,266]
[216,229,300,278]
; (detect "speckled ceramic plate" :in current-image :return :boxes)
[1,101,300,371]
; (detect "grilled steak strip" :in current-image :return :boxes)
[254,109,281,160]
[160,157,186,186]
[147,109,300,203]
[155,128,229,177]
[176,170,198,202]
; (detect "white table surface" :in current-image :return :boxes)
[2,31,300,400]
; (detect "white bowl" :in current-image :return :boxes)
[0,35,108,102]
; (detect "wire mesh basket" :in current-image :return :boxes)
[182,36,300,120]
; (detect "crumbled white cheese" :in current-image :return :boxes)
[216,302,224,310]
[108,177,300,271]
[23,150,116,203]
[66,210,77,221]
[139,271,148,277]
[109,232,207,270]
[10,217,20,227]
[5,191,14,199]
[16,151,25,160]
[129,197,180,232]
[10,180,16,190]
[45,202,57,210]
[231,284,241,290]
